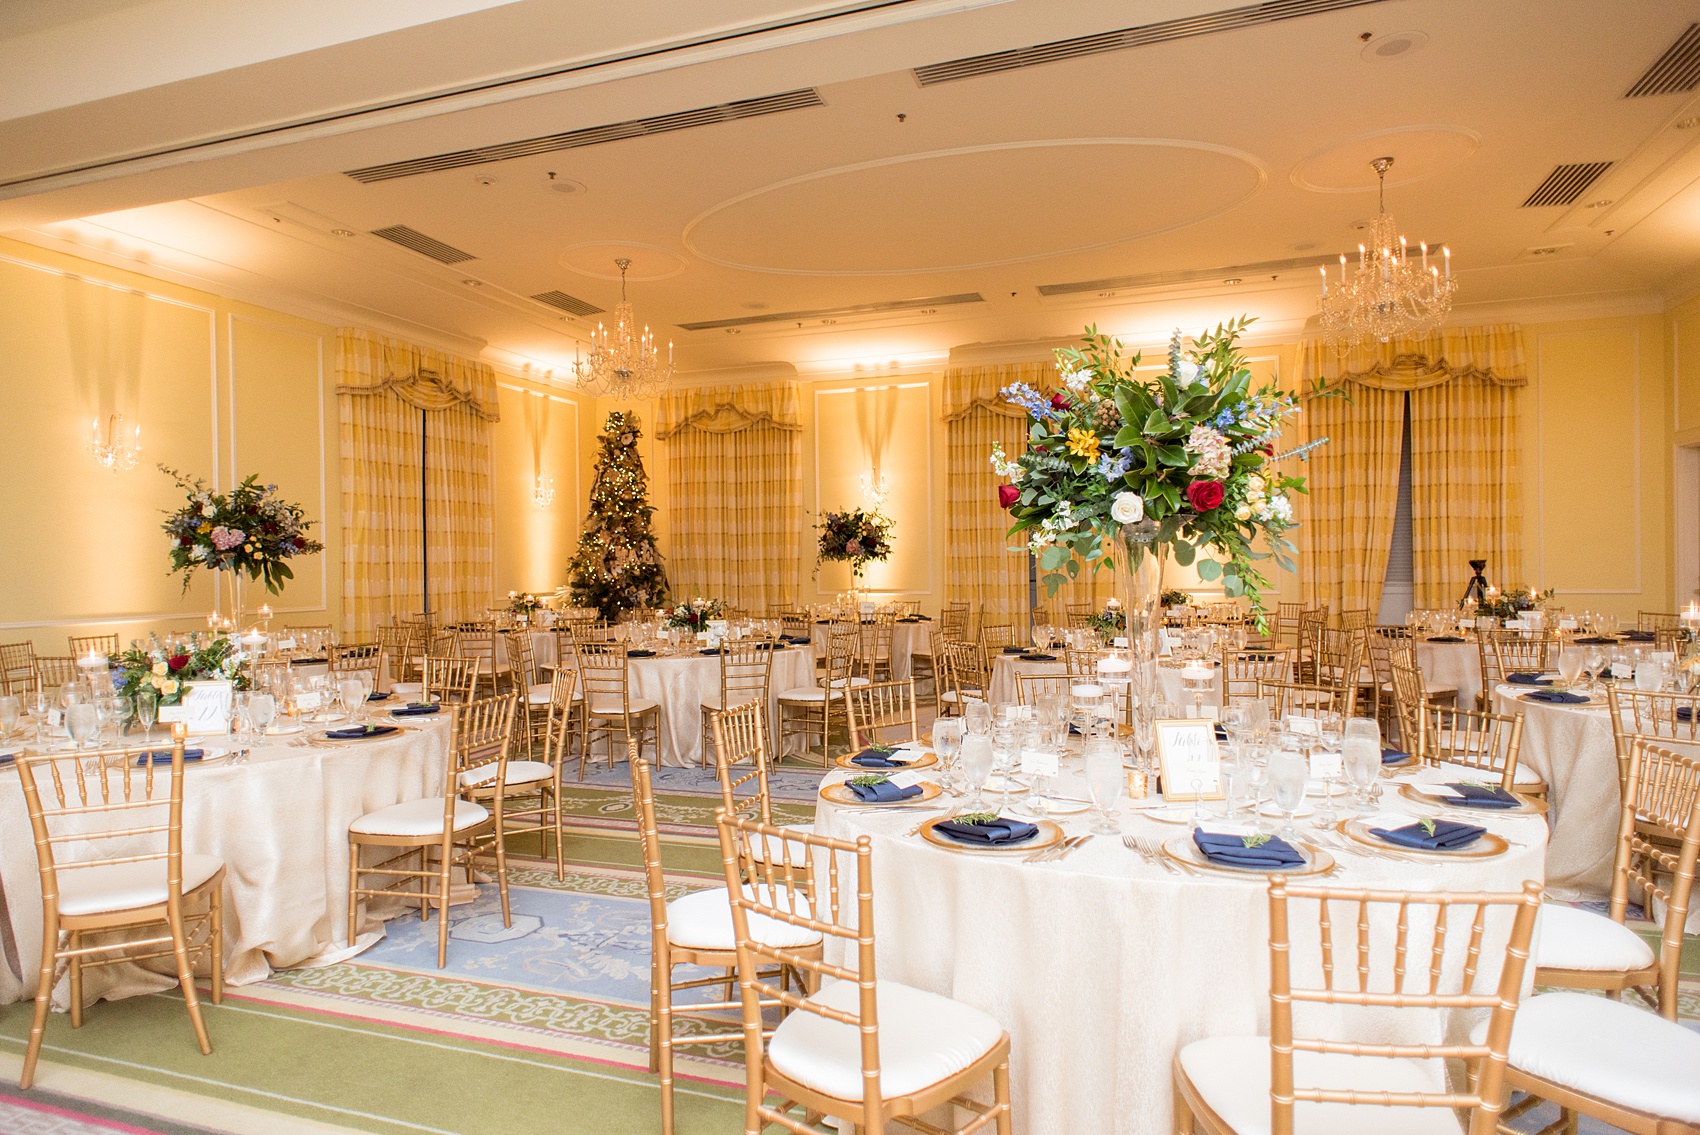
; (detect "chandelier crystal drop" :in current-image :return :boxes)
[572,258,674,399]
[1317,157,1456,347]
[89,413,141,472]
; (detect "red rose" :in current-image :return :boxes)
[1186,480,1225,512]
[997,484,1020,509]
[1258,444,1274,456]
[167,654,189,671]
[179,535,193,547]
[1050,393,1069,410]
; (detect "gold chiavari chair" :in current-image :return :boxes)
[1656,625,1686,656]
[941,599,972,641]
[347,696,516,968]
[1492,631,1559,682]
[1532,736,1697,1019]
[1639,610,1680,632]
[1312,626,1364,702]
[1204,601,1246,626]
[1063,645,1104,676]
[1223,648,1289,704]
[493,668,577,879]
[639,748,824,1135]
[1,638,37,694]
[1015,671,1072,707]
[700,638,775,767]
[502,629,549,760]
[328,642,384,689]
[715,812,1014,1135]
[856,610,899,682]
[376,624,413,685]
[456,690,545,892]
[33,655,82,692]
[66,632,120,658]
[423,655,481,705]
[777,633,864,765]
[14,725,226,1089]
[776,608,812,642]
[1336,607,1370,632]
[1256,679,1354,719]
[1606,685,1700,791]
[979,622,1016,652]
[1421,704,1542,796]
[578,640,660,775]
[452,620,511,695]
[938,639,990,717]
[1173,875,1543,1135]
[1271,601,1303,649]
[711,700,811,864]
[1388,643,1461,755]
[843,678,920,750]
[1064,599,1096,629]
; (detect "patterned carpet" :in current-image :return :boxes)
[1,765,1694,1135]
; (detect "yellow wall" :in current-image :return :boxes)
[492,378,586,597]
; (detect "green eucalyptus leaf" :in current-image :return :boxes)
[1172,540,1196,567]
[1196,558,1222,581]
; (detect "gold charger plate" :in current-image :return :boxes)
[918,815,1063,854]
[1162,833,1335,877]
[821,780,943,807]
[308,726,407,746]
[833,749,939,771]
[1338,815,1510,859]
[1397,782,1548,816]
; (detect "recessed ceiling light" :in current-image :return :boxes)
[1526,246,1566,257]
[1223,278,1242,285]
[462,278,483,286]
[1361,31,1428,62]
[1585,199,1614,209]
[473,174,498,187]
[724,328,741,335]
[330,228,355,237]
[1678,117,1700,129]
[545,173,586,195]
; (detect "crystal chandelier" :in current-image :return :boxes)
[1317,157,1456,347]
[89,413,141,472]
[572,258,674,399]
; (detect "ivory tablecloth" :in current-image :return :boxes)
[808,621,931,680]
[987,655,1216,711]
[815,760,1547,1135]
[0,716,453,1009]
[1416,639,1483,708]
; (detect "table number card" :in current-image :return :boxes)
[888,770,929,790]
[1286,715,1321,738]
[156,680,233,736]
[1020,747,1059,778]
[1309,747,1342,780]
[1154,718,1222,801]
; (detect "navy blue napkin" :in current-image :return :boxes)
[1001,646,1026,654]
[627,649,658,657]
[1574,636,1616,645]
[1370,818,1485,850]
[1019,653,1057,662]
[1507,672,1551,686]
[1427,635,1465,643]
[847,779,923,803]
[135,748,205,766]
[392,703,441,716]
[1382,747,1412,764]
[367,691,392,702]
[326,724,399,739]
[783,635,813,645]
[1679,706,1694,723]
[1445,783,1520,809]
[1623,630,1657,642]
[934,816,1038,845]
[1522,689,1589,704]
[1192,829,1305,868]
[755,642,785,651]
[850,748,911,768]
[698,648,723,656]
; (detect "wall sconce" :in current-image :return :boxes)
[533,473,556,508]
[859,470,890,510]
[89,413,141,472]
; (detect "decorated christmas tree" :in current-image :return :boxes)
[566,412,669,619]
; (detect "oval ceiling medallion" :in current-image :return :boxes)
[681,139,1266,276]
[1291,126,1480,193]
[557,241,689,281]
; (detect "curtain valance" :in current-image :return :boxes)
[941,363,1056,421]
[1299,324,1528,393]
[654,381,801,439]
[335,328,501,422]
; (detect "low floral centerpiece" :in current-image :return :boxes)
[1085,603,1127,643]
[816,507,894,581]
[991,319,1332,656]
[1476,587,1552,621]
[161,465,323,595]
[506,591,543,618]
[1160,589,1192,609]
[115,633,250,707]
[664,597,725,633]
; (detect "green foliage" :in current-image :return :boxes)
[566,413,670,620]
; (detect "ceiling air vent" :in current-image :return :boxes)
[1520,162,1613,208]
[368,224,476,264]
[678,293,983,332]
[531,290,603,318]
[1627,23,1700,97]
[345,89,825,183]
[913,0,1389,85]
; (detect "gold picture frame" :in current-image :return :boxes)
[1154,717,1224,802]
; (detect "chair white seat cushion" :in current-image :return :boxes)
[1533,903,1656,972]
[528,682,578,706]
[747,823,814,864]
[58,854,224,917]
[1473,991,1700,1123]
[350,797,489,837]
[936,688,985,704]
[587,696,660,716]
[460,760,554,789]
[1433,759,1544,787]
[778,686,844,703]
[700,694,765,712]
[1177,1034,1459,1135]
[768,979,1004,1101]
[665,886,822,952]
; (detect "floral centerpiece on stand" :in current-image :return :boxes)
[506,591,543,618]
[664,597,725,633]
[1085,603,1128,644]
[991,319,1332,662]
[1476,587,1552,621]
[816,507,894,581]
[160,465,323,595]
[115,633,250,707]
[1160,589,1192,609]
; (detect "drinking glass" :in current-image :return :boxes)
[135,689,158,746]
[1344,735,1381,811]
[1084,737,1124,833]
[66,703,98,752]
[1314,712,1344,824]
[352,672,373,720]
[340,679,364,720]
[93,695,114,742]
[1557,648,1584,688]
[960,734,994,811]
[232,691,251,744]
[1242,746,1270,829]
[990,718,1019,810]
[963,699,992,737]
[1268,749,1307,841]
[1244,699,1272,743]
[1584,647,1608,690]
[1221,746,1245,818]
[932,716,964,796]
[249,693,276,737]
[0,695,19,739]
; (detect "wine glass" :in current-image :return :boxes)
[960,734,994,811]
[963,699,992,737]
[1268,749,1307,842]
[1314,712,1344,825]
[1557,647,1584,689]
[1584,647,1608,691]
[249,693,276,738]
[340,679,364,722]
[1242,746,1270,829]
[93,695,114,743]
[989,717,1019,810]
[66,703,98,752]
[135,689,158,746]
[1084,737,1123,833]
[1344,734,1381,811]
[0,694,19,739]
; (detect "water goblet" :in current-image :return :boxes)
[1241,747,1270,830]
[964,699,992,737]
[960,734,994,811]
[66,703,98,752]
[1084,737,1124,834]
[1344,734,1381,812]
[340,679,364,721]
[1557,647,1584,689]
[93,695,114,742]
[135,689,157,746]
[0,694,19,739]
[249,693,276,738]
[1268,748,1307,842]
[932,716,964,796]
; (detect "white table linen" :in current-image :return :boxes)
[808,621,931,680]
[1415,638,1482,708]
[814,759,1546,1135]
[988,655,1218,711]
[0,716,453,1009]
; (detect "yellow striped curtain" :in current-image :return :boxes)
[944,365,1037,630]
[336,329,500,635]
[655,382,802,610]
[1297,324,1526,614]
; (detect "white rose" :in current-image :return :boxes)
[1176,360,1201,385]
[1110,492,1145,525]
[1235,505,1252,521]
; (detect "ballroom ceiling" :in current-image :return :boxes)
[5,0,1700,379]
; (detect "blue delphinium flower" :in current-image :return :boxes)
[1001,382,1056,421]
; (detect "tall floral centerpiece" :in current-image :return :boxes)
[160,466,323,614]
[115,633,251,707]
[991,319,1327,673]
[816,507,894,583]
[664,597,724,633]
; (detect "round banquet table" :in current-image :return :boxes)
[813,757,1547,1135]
[1490,681,1632,900]
[988,654,1220,711]
[1414,637,1482,708]
[808,620,931,680]
[0,714,453,1010]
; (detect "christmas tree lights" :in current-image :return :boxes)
[566,412,669,619]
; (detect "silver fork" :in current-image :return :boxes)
[1145,836,1202,876]
[1025,834,1083,863]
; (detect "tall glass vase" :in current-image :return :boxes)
[1113,525,1170,710]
